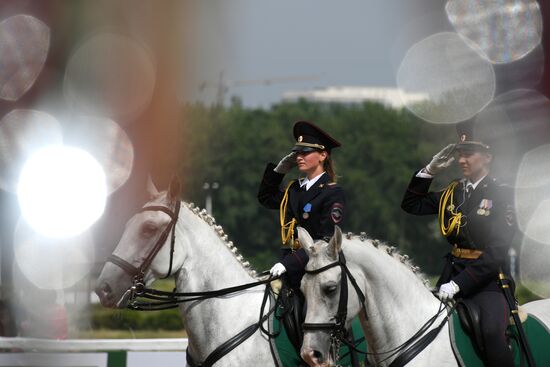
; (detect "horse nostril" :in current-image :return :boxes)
[312,350,323,362]
[96,282,112,296]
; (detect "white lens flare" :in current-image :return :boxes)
[17,146,107,238]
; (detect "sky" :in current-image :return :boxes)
[188,0,445,108]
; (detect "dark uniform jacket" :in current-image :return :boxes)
[401,172,515,296]
[258,163,346,288]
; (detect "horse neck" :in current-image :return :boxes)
[174,205,265,358]
[175,205,254,289]
[344,239,441,355]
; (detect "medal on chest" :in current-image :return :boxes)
[302,203,312,219]
[477,199,492,216]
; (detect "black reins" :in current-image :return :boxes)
[104,201,284,367]
[302,250,455,367]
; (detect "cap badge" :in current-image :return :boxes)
[298,136,303,142]
[460,134,466,142]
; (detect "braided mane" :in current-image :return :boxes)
[182,200,428,286]
[344,231,432,289]
[183,202,258,278]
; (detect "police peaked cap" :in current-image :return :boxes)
[292,120,341,153]
[455,120,490,152]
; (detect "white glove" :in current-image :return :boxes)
[437,280,460,301]
[274,152,297,174]
[270,262,287,277]
[425,144,456,175]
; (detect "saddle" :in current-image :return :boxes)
[279,284,305,353]
[456,298,485,355]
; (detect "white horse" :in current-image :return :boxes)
[95,180,277,366]
[297,226,550,367]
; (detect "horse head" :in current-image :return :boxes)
[95,176,186,308]
[299,226,365,367]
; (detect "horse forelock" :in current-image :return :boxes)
[303,239,338,271]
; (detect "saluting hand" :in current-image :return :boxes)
[274,152,297,174]
[425,144,456,175]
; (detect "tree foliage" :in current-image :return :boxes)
[178,99,460,275]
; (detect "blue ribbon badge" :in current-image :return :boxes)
[302,203,312,219]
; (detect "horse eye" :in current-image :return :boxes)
[322,283,338,296]
[141,223,158,238]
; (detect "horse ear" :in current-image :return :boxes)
[146,175,160,198]
[168,175,182,201]
[328,225,342,259]
[297,227,314,255]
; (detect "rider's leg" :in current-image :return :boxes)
[469,291,514,367]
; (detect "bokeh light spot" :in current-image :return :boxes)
[0,109,63,192]
[520,236,550,299]
[62,116,134,194]
[0,15,50,101]
[17,145,107,238]
[446,0,542,64]
[13,219,95,292]
[474,89,550,183]
[63,32,156,123]
[515,143,550,236]
[396,32,495,124]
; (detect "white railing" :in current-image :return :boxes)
[0,338,189,367]
[0,337,188,351]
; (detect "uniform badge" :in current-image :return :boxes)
[303,203,312,219]
[477,199,492,216]
[330,203,344,224]
[298,135,303,142]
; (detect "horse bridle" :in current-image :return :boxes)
[107,200,181,291]
[302,251,367,361]
[105,200,285,367]
[302,250,457,367]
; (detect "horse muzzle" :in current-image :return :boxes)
[301,333,335,367]
[95,281,118,308]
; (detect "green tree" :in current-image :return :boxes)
[179,100,460,275]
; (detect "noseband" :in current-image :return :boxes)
[302,251,367,342]
[107,200,181,286]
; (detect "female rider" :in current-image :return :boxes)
[257,120,346,291]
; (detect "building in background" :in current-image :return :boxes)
[283,86,428,109]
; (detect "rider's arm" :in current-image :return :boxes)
[401,170,442,215]
[257,163,286,209]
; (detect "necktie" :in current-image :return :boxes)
[466,184,473,200]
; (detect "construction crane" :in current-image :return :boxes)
[198,70,322,107]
